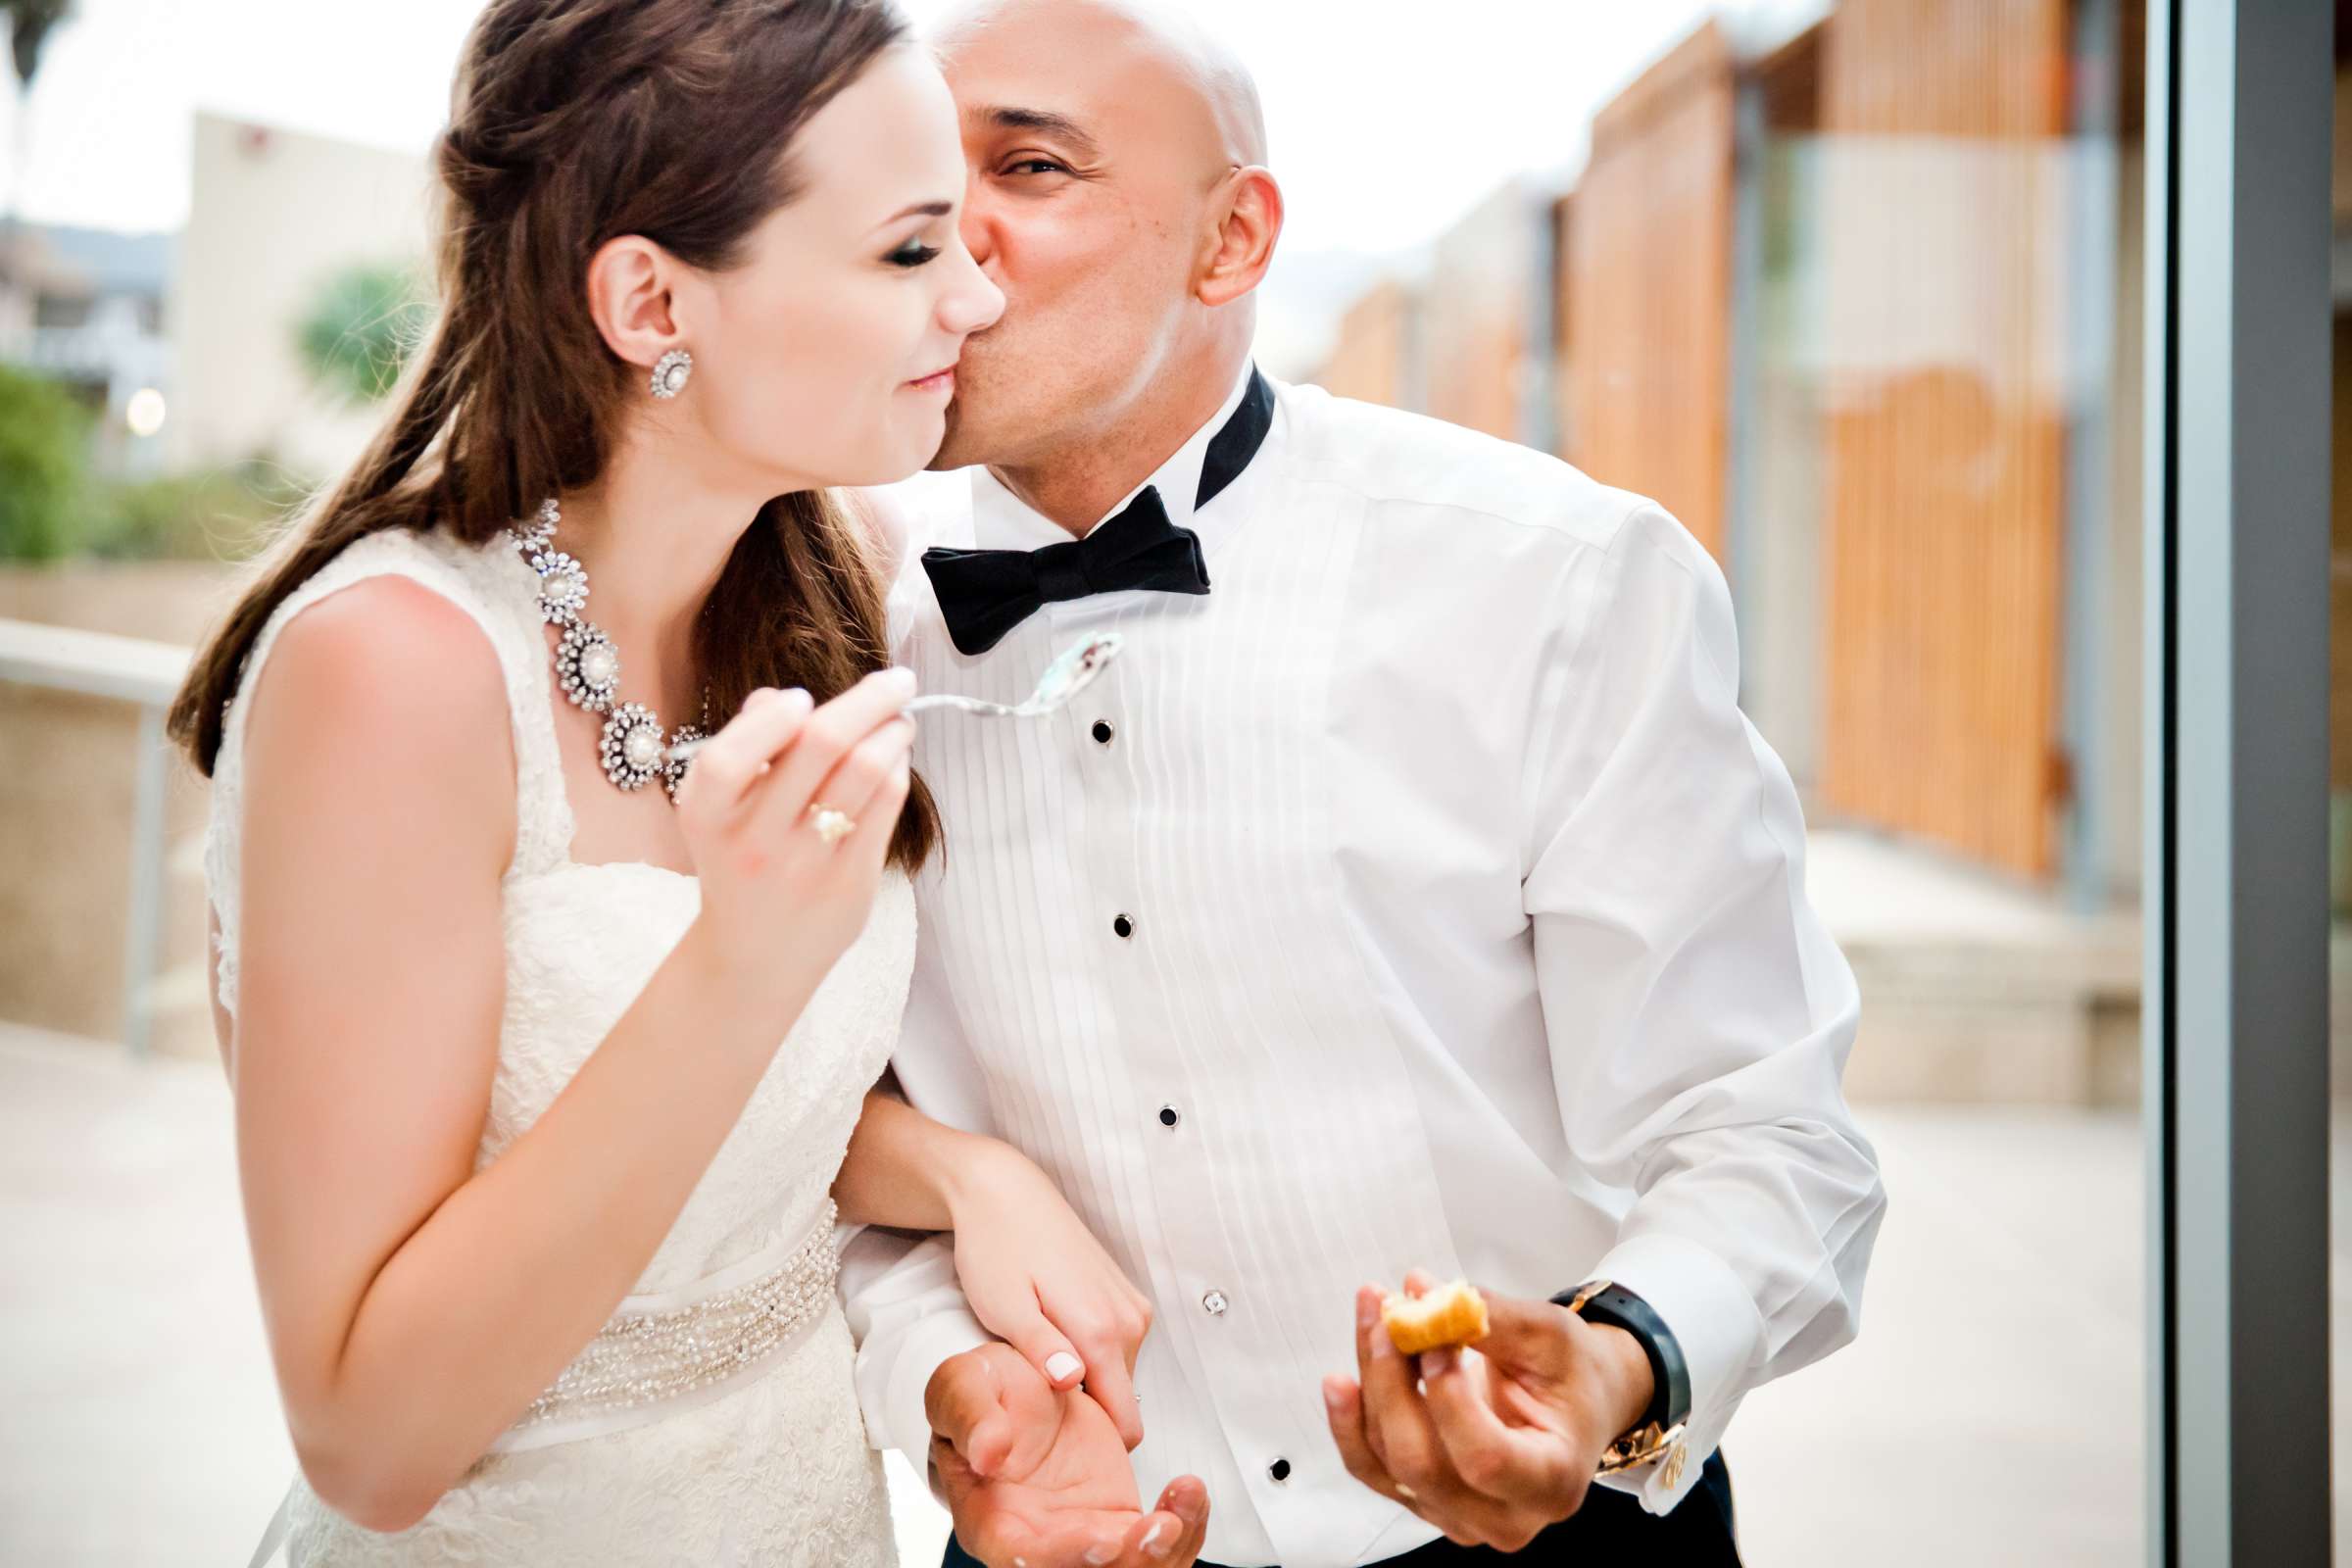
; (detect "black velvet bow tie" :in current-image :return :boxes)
[921,368,1273,657]
[920,485,1209,657]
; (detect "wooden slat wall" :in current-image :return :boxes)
[1564,21,1736,563]
[1817,0,2072,878]
[1310,279,1416,412]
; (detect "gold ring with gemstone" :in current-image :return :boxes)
[807,803,856,846]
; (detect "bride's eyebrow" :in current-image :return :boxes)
[880,200,955,225]
[979,106,1100,160]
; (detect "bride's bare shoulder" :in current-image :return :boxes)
[241,573,514,829]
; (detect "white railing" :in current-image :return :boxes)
[0,617,192,1057]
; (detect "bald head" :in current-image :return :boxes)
[932,0,1266,169]
[923,0,1284,504]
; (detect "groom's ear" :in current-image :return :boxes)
[1197,167,1283,309]
[585,234,686,375]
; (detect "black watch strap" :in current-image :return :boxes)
[1550,1280,1692,1433]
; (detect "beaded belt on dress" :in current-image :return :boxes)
[508,1199,841,1443]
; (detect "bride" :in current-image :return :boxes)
[169,1,1174,1561]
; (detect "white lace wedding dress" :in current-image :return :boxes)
[206,525,913,1566]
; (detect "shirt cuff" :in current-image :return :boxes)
[1584,1231,1763,1513]
[858,1303,993,1461]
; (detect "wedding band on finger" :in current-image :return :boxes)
[806,803,857,847]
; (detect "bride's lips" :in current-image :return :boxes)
[906,363,957,396]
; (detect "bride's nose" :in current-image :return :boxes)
[939,240,1004,336]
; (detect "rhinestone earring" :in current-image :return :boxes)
[650,348,693,400]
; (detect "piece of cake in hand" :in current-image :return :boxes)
[1381,1277,1491,1356]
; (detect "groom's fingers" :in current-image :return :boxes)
[1324,1375,1410,1505]
[1326,1375,1544,1549]
[1355,1284,1442,1488]
[1148,1474,1211,1563]
[926,1347,1016,1479]
[1420,1348,1575,1508]
[1467,1290,1577,1382]
[935,1451,1045,1568]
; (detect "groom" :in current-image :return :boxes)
[840,2,1886,1565]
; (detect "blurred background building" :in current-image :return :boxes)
[1297,0,2158,1106]
[0,220,172,474]
[1,107,430,1068]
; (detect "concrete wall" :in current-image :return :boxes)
[168,114,432,481]
[0,565,240,1060]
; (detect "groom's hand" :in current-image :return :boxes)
[927,1344,1209,1567]
[1321,1273,1655,1552]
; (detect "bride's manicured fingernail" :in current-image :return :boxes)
[1084,1544,1118,1566]
[1046,1351,1082,1383]
[1142,1521,1168,1557]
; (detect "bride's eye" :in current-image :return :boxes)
[885,241,942,270]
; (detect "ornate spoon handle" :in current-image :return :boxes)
[665,632,1125,763]
[902,692,1048,718]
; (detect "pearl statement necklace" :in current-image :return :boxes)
[510,498,708,799]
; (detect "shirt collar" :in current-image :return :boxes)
[969,361,1265,556]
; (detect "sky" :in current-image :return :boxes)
[0,0,1837,255]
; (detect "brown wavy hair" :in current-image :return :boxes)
[168,0,938,872]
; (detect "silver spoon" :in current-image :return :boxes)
[664,632,1127,764]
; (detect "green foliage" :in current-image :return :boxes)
[295,261,430,405]
[0,363,90,562]
[0,365,303,563]
[77,461,303,562]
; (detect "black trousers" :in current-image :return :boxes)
[943,1452,1740,1568]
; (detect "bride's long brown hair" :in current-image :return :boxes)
[169,0,939,871]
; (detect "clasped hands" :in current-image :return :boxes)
[925,1270,1655,1567]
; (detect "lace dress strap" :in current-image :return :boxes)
[204,527,575,1015]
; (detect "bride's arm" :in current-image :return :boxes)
[832,1079,983,1232]
[835,1085,1154,1447]
[231,579,853,1534]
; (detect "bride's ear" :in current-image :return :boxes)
[586,234,686,377]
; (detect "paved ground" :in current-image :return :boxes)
[0,1024,2329,1566]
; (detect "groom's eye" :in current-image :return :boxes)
[1002,158,1072,177]
[885,241,942,269]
